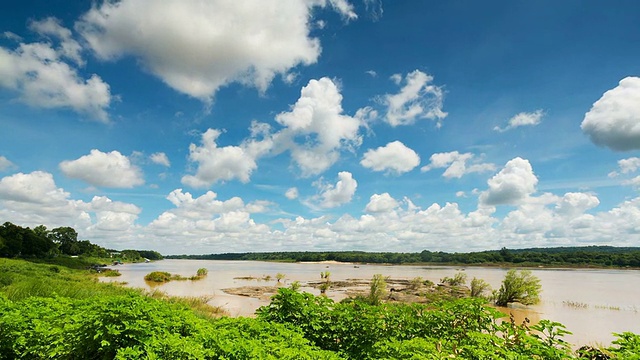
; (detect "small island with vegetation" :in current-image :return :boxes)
[1,221,639,358]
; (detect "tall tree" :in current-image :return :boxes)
[48,227,79,255]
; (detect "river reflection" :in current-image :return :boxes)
[103,259,640,347]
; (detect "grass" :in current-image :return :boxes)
[563,300,589,309]
[147,289,226,318]
[0,258,226,319]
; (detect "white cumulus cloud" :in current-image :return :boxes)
[150,152,170,167]
[29,17,84,66]
[480,157,538,206]
[581,77,640,151]
[0,44,112,122]
[274,77,362,176]
[617,157,640,174]
[59,149,144,188]
[421,151,495,179]
[382,70,447,127]
[360,141,420,174]
[494,109,544,132]
[317,171,357,208]
[181,129,265,188]
[285,187,299,200]
[365,193,399,213]
[0,171,140,240]
[77,0,356,103]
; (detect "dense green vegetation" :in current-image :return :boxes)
[256,287,640,359]
[168,246,640,268]
[0,222,162,265]
[1,258,639,358]
[494,269,542,306]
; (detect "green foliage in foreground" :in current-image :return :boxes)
[257,287,640,359]
[0,295,338,359]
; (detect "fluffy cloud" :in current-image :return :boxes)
[0,19,112,122]
[29,17,84,66]
[617,157,640,174]
[274,77,362,176]
[382,70,447,127]
[480,157,538,206]
[360,141,420,174]
[365,193,399,213]
[181,128,271,188]
[421,151,495,179]
[285,187,299,200]
[148,189,270,243]
[581,77,640,151]
[6,171,637,254]
[59,149,144,188]
[555,192,600,217]
[0,171,140,241]
[0,171,69,204]
[317,171,357,208]
[0,156,14,172]
[494,109,544,132]
[77,0,356,103]
[609,157,640,181]
[150,152,171,167]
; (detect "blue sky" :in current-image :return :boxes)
[1,0,640,255]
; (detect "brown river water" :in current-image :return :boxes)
[103,259,640,347]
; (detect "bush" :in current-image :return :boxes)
[368,274,387,305]
[470,277,491,298]
[144,271,172,282]
[440,271,467,286]
[196,268,208,277]
[494,269,541,306]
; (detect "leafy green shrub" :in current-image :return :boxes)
[609,332,640,359]
[144,271,173,282]
[0,291,340,359]
[470,277,491,298]
[494,269,542,306]
[103,269,121,277]
[368,274,387,305]
[196,268,208,277]
[440,271,467,286]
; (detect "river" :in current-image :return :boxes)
[103,259,640,347]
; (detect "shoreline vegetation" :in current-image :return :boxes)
[167,246,640,269]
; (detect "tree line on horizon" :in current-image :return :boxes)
[168,246,640,268]
[0,222,162,262]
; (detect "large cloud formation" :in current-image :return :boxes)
[274,77,362,176]
[0,171,140,242]
[581,77,640,151]
[76,0,356,103]
[0,18,112,122]
[59,149,144,188]
[480,157,538,206]
[181,128,269,188]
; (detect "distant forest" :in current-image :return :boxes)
[0,222,162,262]
[167,246,640,268]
